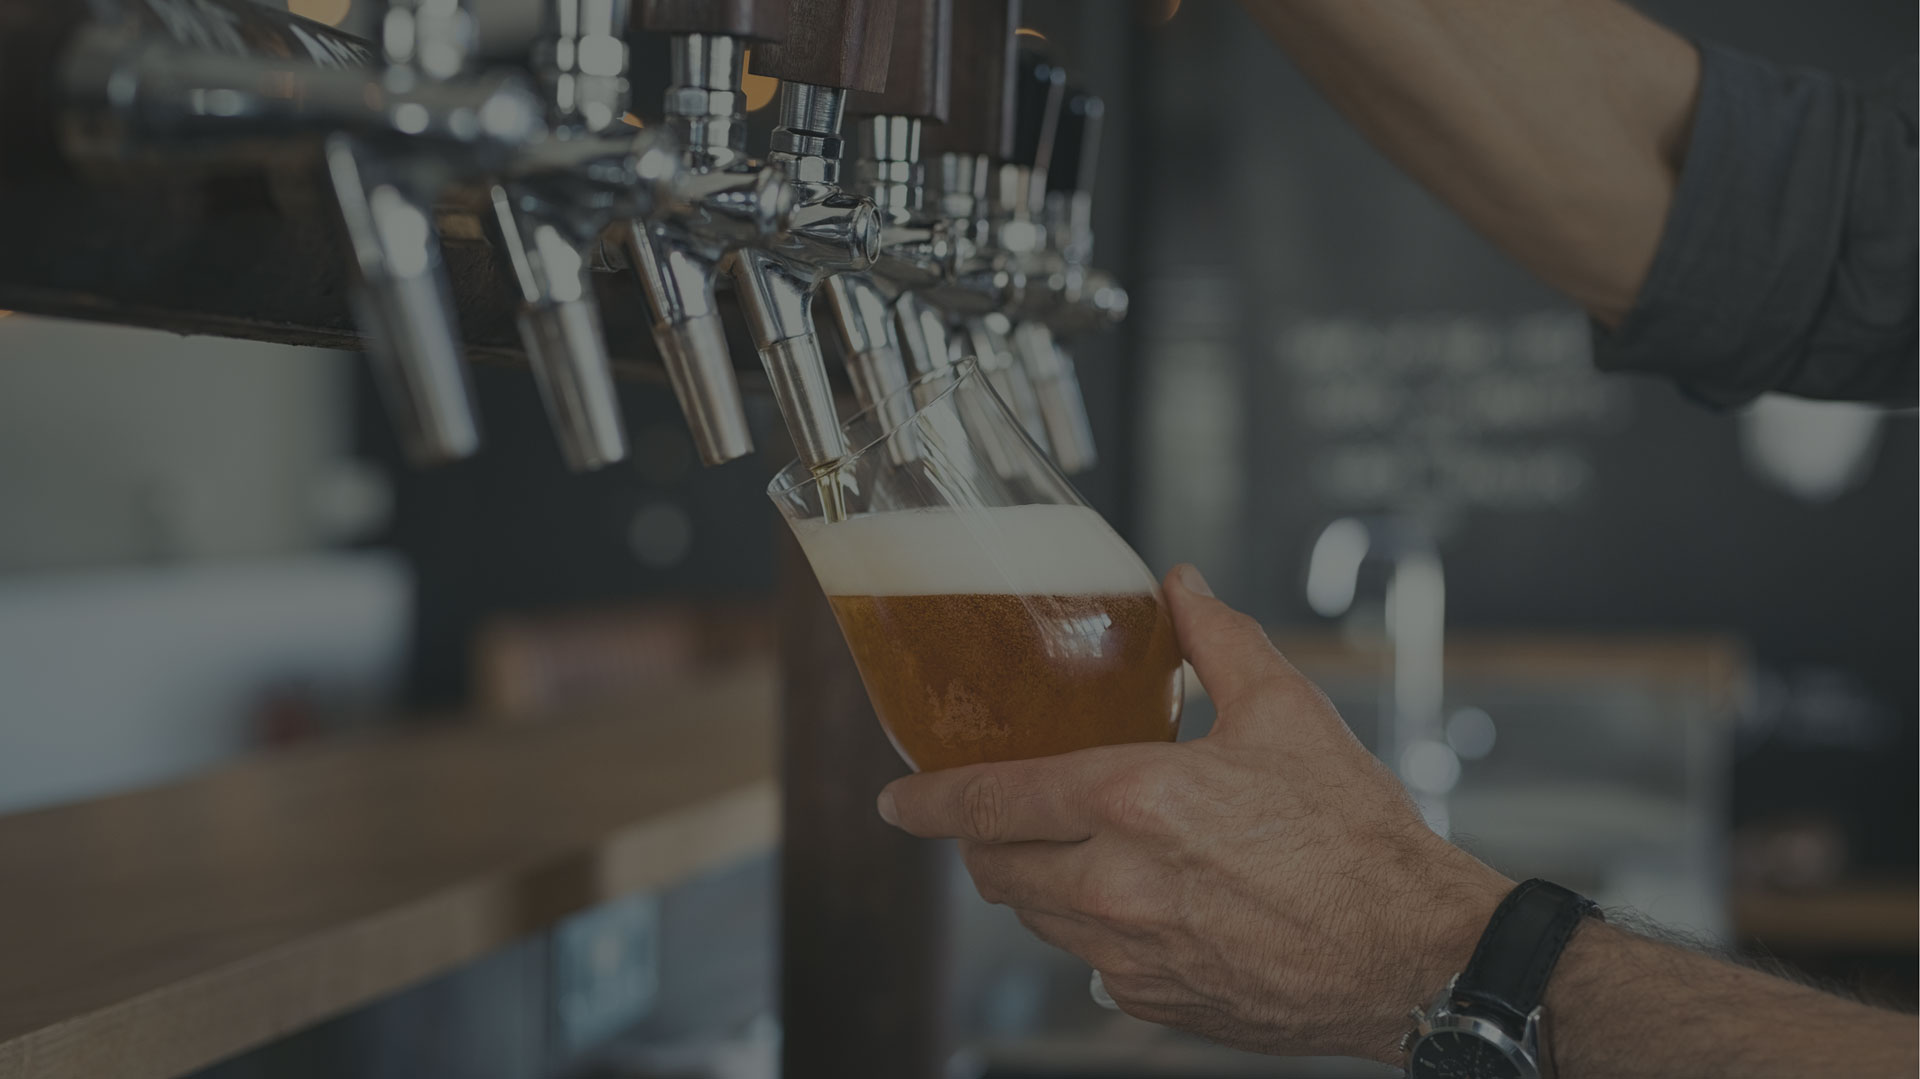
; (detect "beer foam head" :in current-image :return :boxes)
[791,504,1157,597]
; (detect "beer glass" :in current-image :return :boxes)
[768,360,1184,773]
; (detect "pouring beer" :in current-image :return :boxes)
[770,361,1183,772]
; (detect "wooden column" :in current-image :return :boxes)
[777,529,950,1079]
[754,3,950,1076]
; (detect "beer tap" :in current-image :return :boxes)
[914,0,1052,454]
[626,1,796,467]
[57,0,550,466]
[829,0,958,424]
[325,0,496,465]
[1004,75,1111,474]
[731,0,893,475]
[1044,89,1128,337]
[486,0,664,471]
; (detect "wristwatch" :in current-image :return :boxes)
[1403,879,1601,1079]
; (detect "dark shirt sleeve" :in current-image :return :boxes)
[1592,43,1918,407]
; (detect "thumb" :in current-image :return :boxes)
[1164,564,1316,728]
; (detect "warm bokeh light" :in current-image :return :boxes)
[288,0,352,27]
[742,51,779,112]
[1150,0,1182,24]
[622,112,645,128]
[1015,27,1047,41]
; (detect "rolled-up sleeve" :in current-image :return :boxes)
[1593,43,1917,407]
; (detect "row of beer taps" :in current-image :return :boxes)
[58,0,1125,481]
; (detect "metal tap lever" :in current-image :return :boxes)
[624,27,794,466]
[1026,84,1127,474]
[325,0,496,464]
[830,0,960,422]
[324,134,476,465]
[908,2,1053,453]
[729,95,880,471]
[1000,45,1102,471]
[724,0,900,476]
[56,0,566,466]
[487,0,647,471]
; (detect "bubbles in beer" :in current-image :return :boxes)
[794,505,1184,772]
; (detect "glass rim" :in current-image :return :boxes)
[766,358,982,499]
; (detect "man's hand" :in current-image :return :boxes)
[877,564,1512,1063]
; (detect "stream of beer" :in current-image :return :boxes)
[812,460,848,523]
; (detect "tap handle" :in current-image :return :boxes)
[1045,86,1102,196]
[845,0,950,121]
[750,0,900,92]
[636,0,789,38]
[919,0,1015,158]
[1008,43,1064,174]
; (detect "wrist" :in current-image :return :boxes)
[1368,847,1513,1064]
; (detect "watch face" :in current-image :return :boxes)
[1409,1030,1526,1079]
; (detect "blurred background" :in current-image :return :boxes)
[0,1,1912,1077]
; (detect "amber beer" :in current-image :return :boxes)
[793,504,1183,772]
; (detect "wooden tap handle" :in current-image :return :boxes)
[1047,86,1104,195]
[919,0,1016,159]
[845,0,950,122]
[750,0,900,93]
[636,0,788,41]
[1008,42,1065,170]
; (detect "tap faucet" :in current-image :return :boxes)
[623,26,794,467]
[59,0,549,466]
[485,0,658,471]
[1042,90,1129,336]
[325,0,499,465]
[731,0,900,475]
[911,1,1053,455]
[1306,516,1455,834]
[828,0,960,437]
[828,118,955,417]
[1008,79,1116,475]
[989,44,1098,468]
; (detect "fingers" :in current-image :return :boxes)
[879,752,1121,843]
[958,839,1084,916]
[1163,564,1318,732]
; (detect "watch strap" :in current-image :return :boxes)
[1453,878,1600,1032]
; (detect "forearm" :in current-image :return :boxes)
[1538,922,1919,1078]
[1237,0,1701,325]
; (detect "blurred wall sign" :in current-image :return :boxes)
[1277,311,1632,519]
[551,892,663,1057]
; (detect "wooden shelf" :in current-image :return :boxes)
[1270,632,1747,711]
[1733,883,1920,952]
[0,661,778,1079]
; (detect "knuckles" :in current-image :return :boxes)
[1092,762,1183,834]
[958,770,1009,842]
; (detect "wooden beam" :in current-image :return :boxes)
[0,173,685,382]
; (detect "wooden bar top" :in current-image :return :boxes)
[0,661,778,1079]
